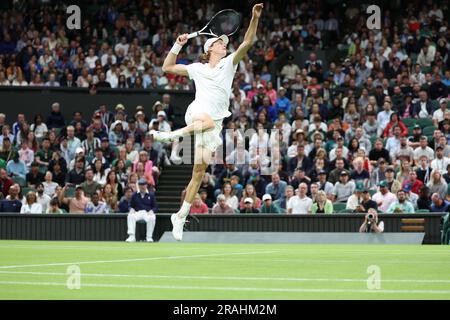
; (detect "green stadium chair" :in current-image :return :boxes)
[332,202,347,213]
[422,125,437,136]
[402,118,416,127]
[22,187,36,195]
[12,176,27,187]
[430,100,440,111]
[368,189,377,196]
[339,209,354,213]
[407,127,415,136]
[416,209,430,213]
[417,118,433,128]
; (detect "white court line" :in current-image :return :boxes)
[1,270,450,284]
[1,280,450,295]
[0,250,279,270]
[0,243,448,255]
[197,258,450,265]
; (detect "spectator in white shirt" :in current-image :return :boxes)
[430,146,450,175]
[433,98,448,126]
[413,137,435,166]
[42,171,59,197]
[377,101,394,135]
[20,191,43,214]
[385,125,402,159]
[36,183,51,213]
[287,183,313,214]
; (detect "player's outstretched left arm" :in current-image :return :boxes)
[233,3,263,66]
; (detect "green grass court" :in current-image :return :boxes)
[0,240,449,300]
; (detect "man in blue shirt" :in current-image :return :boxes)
[275,87,291,116]
[0,185,22,212]
[265,173,287,201]
[257,97,277,123]
[126,179,157,243]
[6,155,27,180]
[430,193,450,212]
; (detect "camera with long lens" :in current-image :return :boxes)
[367,213,374,220]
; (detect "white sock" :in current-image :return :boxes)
[177,201,191,219]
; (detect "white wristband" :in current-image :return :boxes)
[170,42,182,55]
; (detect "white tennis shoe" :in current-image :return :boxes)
[149,130,174,143]
[125,235,136,242]
[171,213,186,241]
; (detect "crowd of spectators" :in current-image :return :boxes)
[0,0,449,215]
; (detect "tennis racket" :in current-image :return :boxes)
[187,9,242,39]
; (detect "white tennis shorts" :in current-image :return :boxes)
[185,104,223,153]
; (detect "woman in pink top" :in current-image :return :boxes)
[189,194,209,214]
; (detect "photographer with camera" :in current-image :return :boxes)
[359,208,384,233]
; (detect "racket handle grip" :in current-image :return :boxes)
[187,32,199,39]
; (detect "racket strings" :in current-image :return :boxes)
[208,11,241,36]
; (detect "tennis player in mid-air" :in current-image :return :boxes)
[150,3,263,241]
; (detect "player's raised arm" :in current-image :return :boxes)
[162,34,189,76]
[233,3,263,66]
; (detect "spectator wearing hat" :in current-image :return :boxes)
[58,185,89,213]
[402,183,419,209]
[108,120,125,148]
[386,189,415,213]
[331,170,355,203]
[432,98,449,126]
[149,110,171,133]
[81,127,101,157]
[346,181,366,211]
[407,124,423,149]
[126,118,144,146]
[328,158,347,185]
[287,183,312,214]
[384,166,402,194]
[212,194,234,214]
[260,194,282,214]
[135,110,148,133]
[250,83,266,110]
[372,180,397,212]
[431,145,450,175]
[99,137,116,165]
[126,178,157,242]
[240,197,260,213]
[317,170,334,196]
[94,104,114,129]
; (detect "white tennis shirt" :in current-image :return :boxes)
[185,52,238,120]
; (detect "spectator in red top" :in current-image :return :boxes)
[0,168,13,198]
[402,171,424,195]
[189,193,209,214]
[383,113,408,138]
